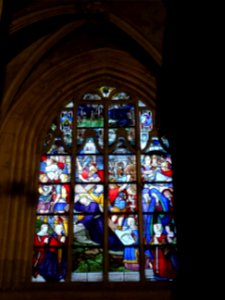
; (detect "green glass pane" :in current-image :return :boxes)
[77,104,104,127]
[72,247,103,282]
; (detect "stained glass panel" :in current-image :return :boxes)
[111,137,132,154]
[126,128,135,145]
[144,137,167,153]
[47,137,67,154]
[143,217,177,245]
[35,215,69,235]
[108,155,136,182]
[83,93,101,100]
[65,101,74,108]
[140,130,150,150]
[60,111,73,134]
[108,128,135,146]
[77,104,104,127]
[108,215,140,282]
[75,155,104,182]
[37,184,70,214]
[74,184,104,210]
[139,110,153,151]
[99,86,114,97]
[32,217,68,282]
[111,92,130,100]
[140,110,153,131]
[108,104,135,127]
[108,128,117,144]
[141,183,174,213]
[72,247,103,281]
[138,100,146,107]
[144,245,177,281]
[141,154,173,182]
[77,128,104,148]
[108,184,137,212]
[39,155,71,183]
[34,86,177,283]
[60,111,73,148]
[78,137,100,154]
[73,214,103,246]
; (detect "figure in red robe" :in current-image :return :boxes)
[150,223,176,280]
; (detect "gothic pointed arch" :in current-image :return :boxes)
[31,84,177,282]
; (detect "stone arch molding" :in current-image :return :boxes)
[0,47,157,288]
[3,12,161,124]
[2,47,157,132]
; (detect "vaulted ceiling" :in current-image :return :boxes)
[1,0,167,124]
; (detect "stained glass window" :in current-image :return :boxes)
[32,86,178,283]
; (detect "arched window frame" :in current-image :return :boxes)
[32,85,177,284]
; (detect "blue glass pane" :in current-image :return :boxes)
[142,183,174,213]
[73,212,103,247]
[108,104,135,127]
